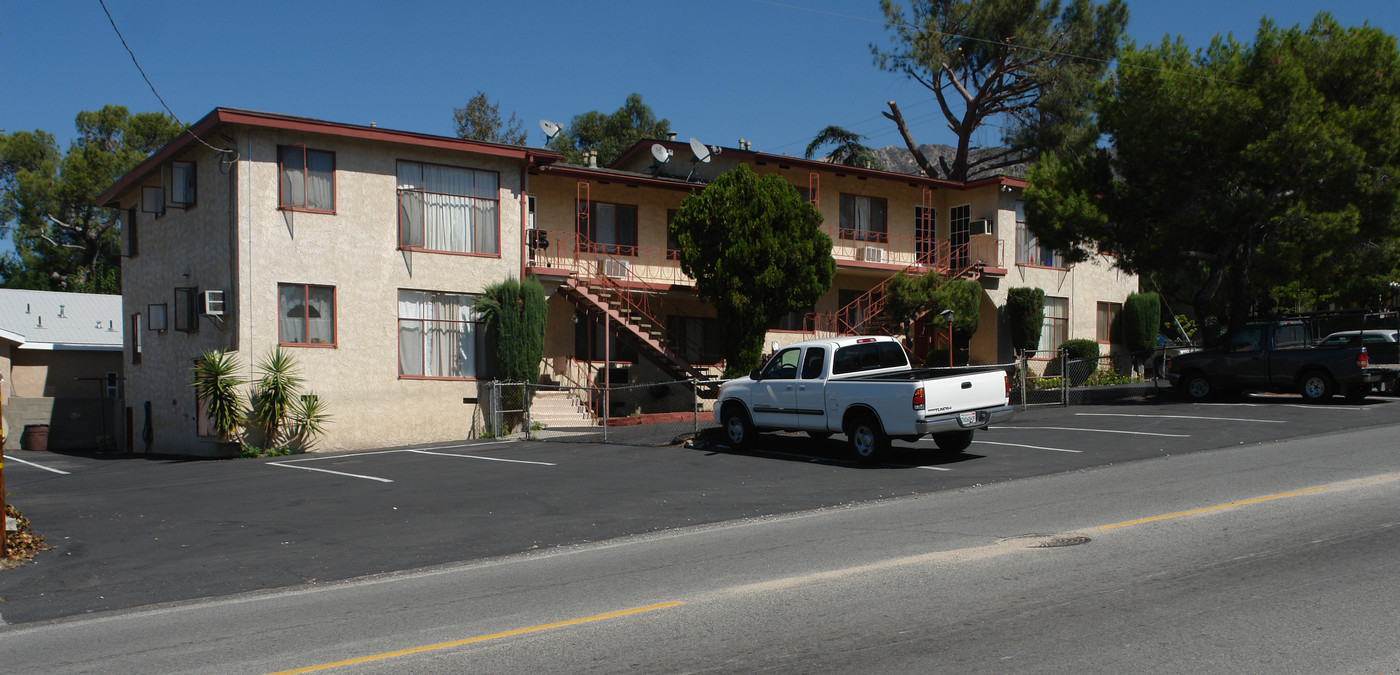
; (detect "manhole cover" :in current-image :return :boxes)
[1030,535,1092,548]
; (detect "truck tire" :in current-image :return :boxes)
[932,430,974,453]
[1299,370,1334,402]
[1180,372,1213,401]
[721,405,755,449]
[846,414,888,465]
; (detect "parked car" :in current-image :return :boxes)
[715,335,1013,463]
[1167,320,1382,402]
[1317,329,1400,394]
[1150,333,1195,378]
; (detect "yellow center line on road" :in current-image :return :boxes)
[265,601,684,674]
[1097,486,1327,530]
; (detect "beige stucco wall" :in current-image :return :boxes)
[119,126,529,455]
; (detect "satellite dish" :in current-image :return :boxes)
[650,143,672,163]
[689,137,712,163]
[539,120,561,142]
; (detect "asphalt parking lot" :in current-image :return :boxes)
[2,393,1397,625]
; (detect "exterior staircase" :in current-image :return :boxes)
[528,389,596,428]
[831,250,986,337]
[555,274,710,382]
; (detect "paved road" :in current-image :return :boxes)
[0,394,1396,628]
[2,417,1397,672]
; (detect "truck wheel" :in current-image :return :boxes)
[721,405,755,449]
[1299,371,1334,402]
[846,414,888,465]
[932,430,974,453]
[1180,373,1212,401]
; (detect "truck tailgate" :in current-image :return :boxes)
[920,369,1007,412]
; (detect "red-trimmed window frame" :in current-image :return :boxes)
[397,288,485,381]
[837,193,889,243]
[278,283,337,348]
[277,145,337,214]
[577,200,639,257]
[395,159,501,257]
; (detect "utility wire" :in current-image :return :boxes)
[98,0,230,156]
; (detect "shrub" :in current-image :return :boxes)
[1006,287,1046,353]
[1123,292,1160,355]
[1059,338,1101,361]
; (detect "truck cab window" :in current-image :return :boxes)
[761,348,801,379]
[801,347,826,379]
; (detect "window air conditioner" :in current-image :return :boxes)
[860,246,886,263]
[603,259,631,278]
[201,290,226,316]
[969,219,992,236]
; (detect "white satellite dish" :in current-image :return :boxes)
[650,143,672,163]
[539,120,562,142]
[689,137,712,163]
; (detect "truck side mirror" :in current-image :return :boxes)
[749,369,762,381]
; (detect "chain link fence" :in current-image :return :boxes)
[1014,348,1178,408]
[481,379,723,447]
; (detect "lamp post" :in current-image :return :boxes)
[939,309,955,367]
[1390,281,1400,337]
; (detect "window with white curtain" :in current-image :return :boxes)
[397,161,499,255]
[398,290,485,378]
[839,194,888,242]
[278,146,335,212]
[279,283,336,346]
[1016,201,1064,268]
[1038,296,1069,354]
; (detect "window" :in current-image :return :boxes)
[123,206,139,257]
[130,313,142,364]
[1016,202,1063,268]
[397,160,499,255]
[278,283,336,346]
[398,290,486,378]
[1096,302,1122,344]
[832,341,909,375]
[768,306,813,332]
[915,205,936,264]
[760,348,801,380]
[279,145,335,212]
[801,347,826,380]
[142,185,164,216]
[148,303,168,332]
[174,287,199,333]
[169,161,196,207]
[950,204,971,269]
[839,194,887,242]
[1038,296,1069,354]
[578,202,638,255]
[666,209,680,260]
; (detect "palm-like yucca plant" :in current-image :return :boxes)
[191,349,246,441]
[250,347,304,447]
[289,394,332,450]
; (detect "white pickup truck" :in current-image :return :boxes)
[714,335,1014,462]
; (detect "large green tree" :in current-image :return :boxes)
[547,93,670,167]
[872,0,1128,181]
[1025,14,1400,337]
[670,165,835,376]
[0,105,182,292]
[452,91,527,145]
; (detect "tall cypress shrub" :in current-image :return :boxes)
[1122,292,1160,356]
[1006,287,1046,353]
[480,275,549,384]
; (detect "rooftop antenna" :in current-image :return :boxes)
[649,143,672,175]
[539,119,562,144]
[687,137,713,182]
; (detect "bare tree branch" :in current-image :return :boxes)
[884,101,939,179]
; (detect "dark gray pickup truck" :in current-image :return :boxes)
[1167,320,1382,402]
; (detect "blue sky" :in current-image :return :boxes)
[2,1,1398,167]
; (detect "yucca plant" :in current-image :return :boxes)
[191,349,246,441]
[289,393,331,450]
[249,347,304,447]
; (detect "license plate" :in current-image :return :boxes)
[958,411,977,426]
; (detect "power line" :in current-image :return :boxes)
[97,0,230,156]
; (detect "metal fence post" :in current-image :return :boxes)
[1060,348,1069,406]
[523,382,531,437]
[692,379,700,437]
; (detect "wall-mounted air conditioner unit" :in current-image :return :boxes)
[201,290,226,316]
[969,219,992,236]
[603,259,631,278]
[860,246,886,263]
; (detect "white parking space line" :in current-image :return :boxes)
[3,454,72,475]
[1076,412,1287,424]
[267,461,394,483]
[993,425,1189,438]
[972,440,1082,454]
[1199,402,1367,410]
[407,449,555,466]
[267,444,554,482]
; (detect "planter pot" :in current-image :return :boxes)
[20,424,50,451]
